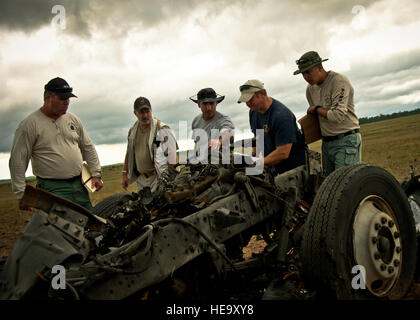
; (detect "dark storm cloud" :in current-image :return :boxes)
[0,104,36,152]
[0,0,91,36]
[1,0,419,154]
[0,0,241,37]
[347,49,420,83]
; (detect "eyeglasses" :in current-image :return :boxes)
[239,85,262,92]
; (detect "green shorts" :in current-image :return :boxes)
[36,176,93,210]
[321,132,362,175]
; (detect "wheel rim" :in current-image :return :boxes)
[353,195,402,297]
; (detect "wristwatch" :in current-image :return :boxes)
[314,105,322,115]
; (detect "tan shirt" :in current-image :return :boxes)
[306,71,360,136]
[9,109,101,198]
[134,126,155,176]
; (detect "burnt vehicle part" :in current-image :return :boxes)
[0,150,418,300]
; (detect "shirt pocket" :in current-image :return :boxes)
[63,123,80,143]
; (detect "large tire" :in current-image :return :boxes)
[301,164,417,299]
[91,193,132,218]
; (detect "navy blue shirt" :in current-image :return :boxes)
[250,98,307,174]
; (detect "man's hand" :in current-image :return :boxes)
[307,105,316,114]
[18,198,33,212]
[208,138,221,151]
[307,105,327,119]
[252,146,257,157]
[91,176,103,191]
[122,173,128,190]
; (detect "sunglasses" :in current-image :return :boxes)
[239,85,262,92]
[296,57,320,65]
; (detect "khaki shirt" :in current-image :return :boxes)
[134,126,155,176]
[9,109,101,198]
[306,71,360,136]
[126,118,178,185]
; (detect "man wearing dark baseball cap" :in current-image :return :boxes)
[237,79,306,175]
[122,96,178,192]
[44,77,78,99]
[9,77,103,210]
[294,51,361,175]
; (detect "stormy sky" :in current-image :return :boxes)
[1,0,420,179]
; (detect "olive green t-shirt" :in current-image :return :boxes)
[134,127,155,176]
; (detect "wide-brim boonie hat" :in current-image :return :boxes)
[190,88,225,103]
[293,51,329,75]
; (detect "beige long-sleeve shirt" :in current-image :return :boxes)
[306,71,360,136]
[9,109,101,198]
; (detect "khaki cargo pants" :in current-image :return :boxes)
[321,132,362,176]
[36,176,93,210]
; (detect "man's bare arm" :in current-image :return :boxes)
[262,143,292,166]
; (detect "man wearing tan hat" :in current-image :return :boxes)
[294,51,361,175]
[9,77,103,211]
[122,96,177,193]
[237,80,306,174]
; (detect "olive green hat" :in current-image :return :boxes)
[293,51,328,75]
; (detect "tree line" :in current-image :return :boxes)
[359,108,420,124]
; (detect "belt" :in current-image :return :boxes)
[322,129,360,142]
[37,175,81,182]
[141,172,156,178]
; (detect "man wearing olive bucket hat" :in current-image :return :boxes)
[189,88,235,163]
[294,51,362,175]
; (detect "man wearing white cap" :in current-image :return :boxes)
[238,80,306,174]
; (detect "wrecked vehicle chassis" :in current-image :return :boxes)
[0,152,418,300]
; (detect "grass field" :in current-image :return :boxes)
[1,113,420,258]
[308,113,420,180]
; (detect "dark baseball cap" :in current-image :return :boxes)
[134,96,151,111]
[44,77,77,98]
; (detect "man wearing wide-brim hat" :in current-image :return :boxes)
[189,88,235,162]
[294,50,362,175]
